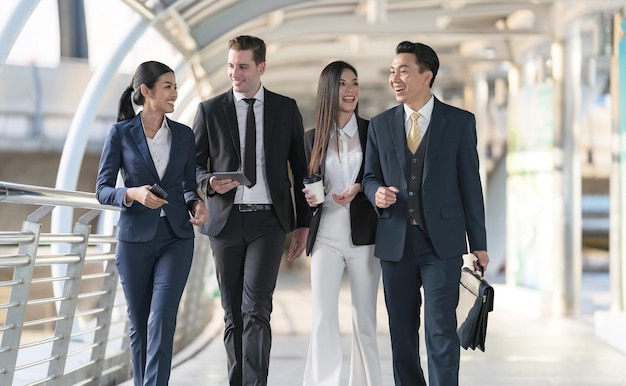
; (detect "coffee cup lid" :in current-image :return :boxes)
[303,174,322,183]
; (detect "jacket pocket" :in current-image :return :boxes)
[441,205,464,219]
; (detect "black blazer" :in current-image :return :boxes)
[303,116,377,256]
[193,87,311,237]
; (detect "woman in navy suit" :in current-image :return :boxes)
[96,61,208,386]
[301,61,382,386]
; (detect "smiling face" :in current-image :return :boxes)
[142,71,177,114]
[338,68,359,115]
[389,52,432,111]
[228,48,266,98]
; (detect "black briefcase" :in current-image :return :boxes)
[456,267,494,352]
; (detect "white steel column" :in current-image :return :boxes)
[51,18,151,235]
[550,7,583,316]
[595,11,626,355]
[50,16,153,303]
[609,10,626,313]
[0,0,41,67]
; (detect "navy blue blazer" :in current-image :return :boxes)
[363,97,487,261]
[193,88,311,237]
[303,116,377,256]
[96,113,201,242]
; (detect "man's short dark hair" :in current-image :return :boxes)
[396,41,439,87]
[228,35,266,65]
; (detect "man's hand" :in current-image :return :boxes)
[210,176,240,194]
[375,186,399,208]
[189,200,209,226]
[472,250,489,273]
[287,227,309,261]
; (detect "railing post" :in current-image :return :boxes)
[46,221,90,384]
[87,226,122,383]
[0,220,41,385]
[177,234,213,348]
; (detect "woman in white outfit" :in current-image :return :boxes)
[301,61,382,386]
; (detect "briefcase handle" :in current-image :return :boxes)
[474,260,485,278]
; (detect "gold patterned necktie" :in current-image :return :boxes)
[407,112,422,154]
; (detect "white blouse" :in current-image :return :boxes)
[323,114,362,207]
[144,117,171,179]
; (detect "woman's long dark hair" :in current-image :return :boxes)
[117,61,174,122]
[308,60,358,175]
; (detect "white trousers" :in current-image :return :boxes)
[303,204,383,386]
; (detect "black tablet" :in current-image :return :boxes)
[212,171,251,186]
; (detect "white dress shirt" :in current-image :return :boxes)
[403,94,434,139]
[323,113,362,208]
[144,117,171,179]
[143,115,171,216]
[232,87,272,204]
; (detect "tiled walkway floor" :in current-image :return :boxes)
[128,266,626,386]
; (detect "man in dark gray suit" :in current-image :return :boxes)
[363,41,490,386]
[192,35,310,386]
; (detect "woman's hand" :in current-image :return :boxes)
[332,183,360,206]
[127,185,168,209]
[302,186,324,207]
[190,200,209,226]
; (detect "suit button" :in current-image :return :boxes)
[412,159,417,163]
[409,192,414,196]
[411,176,416,180]
[408,209,414,213]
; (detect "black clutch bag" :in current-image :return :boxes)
[456,267,494,352]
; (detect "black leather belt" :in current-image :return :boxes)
[237,204,273,212]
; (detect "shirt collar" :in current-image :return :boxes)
[233,86,265,104]
[140,113,170,137]
[330,113,358,138]
[403,94,434,123]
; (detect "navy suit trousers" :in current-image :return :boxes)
[380,224,463,386]
[116,217,194,386]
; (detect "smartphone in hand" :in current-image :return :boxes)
[149,183,168,199]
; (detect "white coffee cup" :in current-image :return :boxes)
[303,174,325,204]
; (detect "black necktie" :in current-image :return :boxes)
[243,98,256,187]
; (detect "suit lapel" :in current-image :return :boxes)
[423,97,447,181]
[389,106,408,174]
[262,89,275,164]
[222,91,242,163]
[356,116,368,182]
[130,114,160,181]
[162,117,180,182]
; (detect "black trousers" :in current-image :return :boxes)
[380,224,463,386]
[210,207,286,386]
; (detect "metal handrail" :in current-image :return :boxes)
[0,181,116,211]
[0,180,216,386]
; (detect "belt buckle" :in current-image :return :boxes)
[238,204,271,212]
[238,204,254,212]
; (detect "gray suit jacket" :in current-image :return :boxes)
[193,88,311,236]
[362,97,487,261]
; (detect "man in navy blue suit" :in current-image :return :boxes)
[363,41,490,386]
